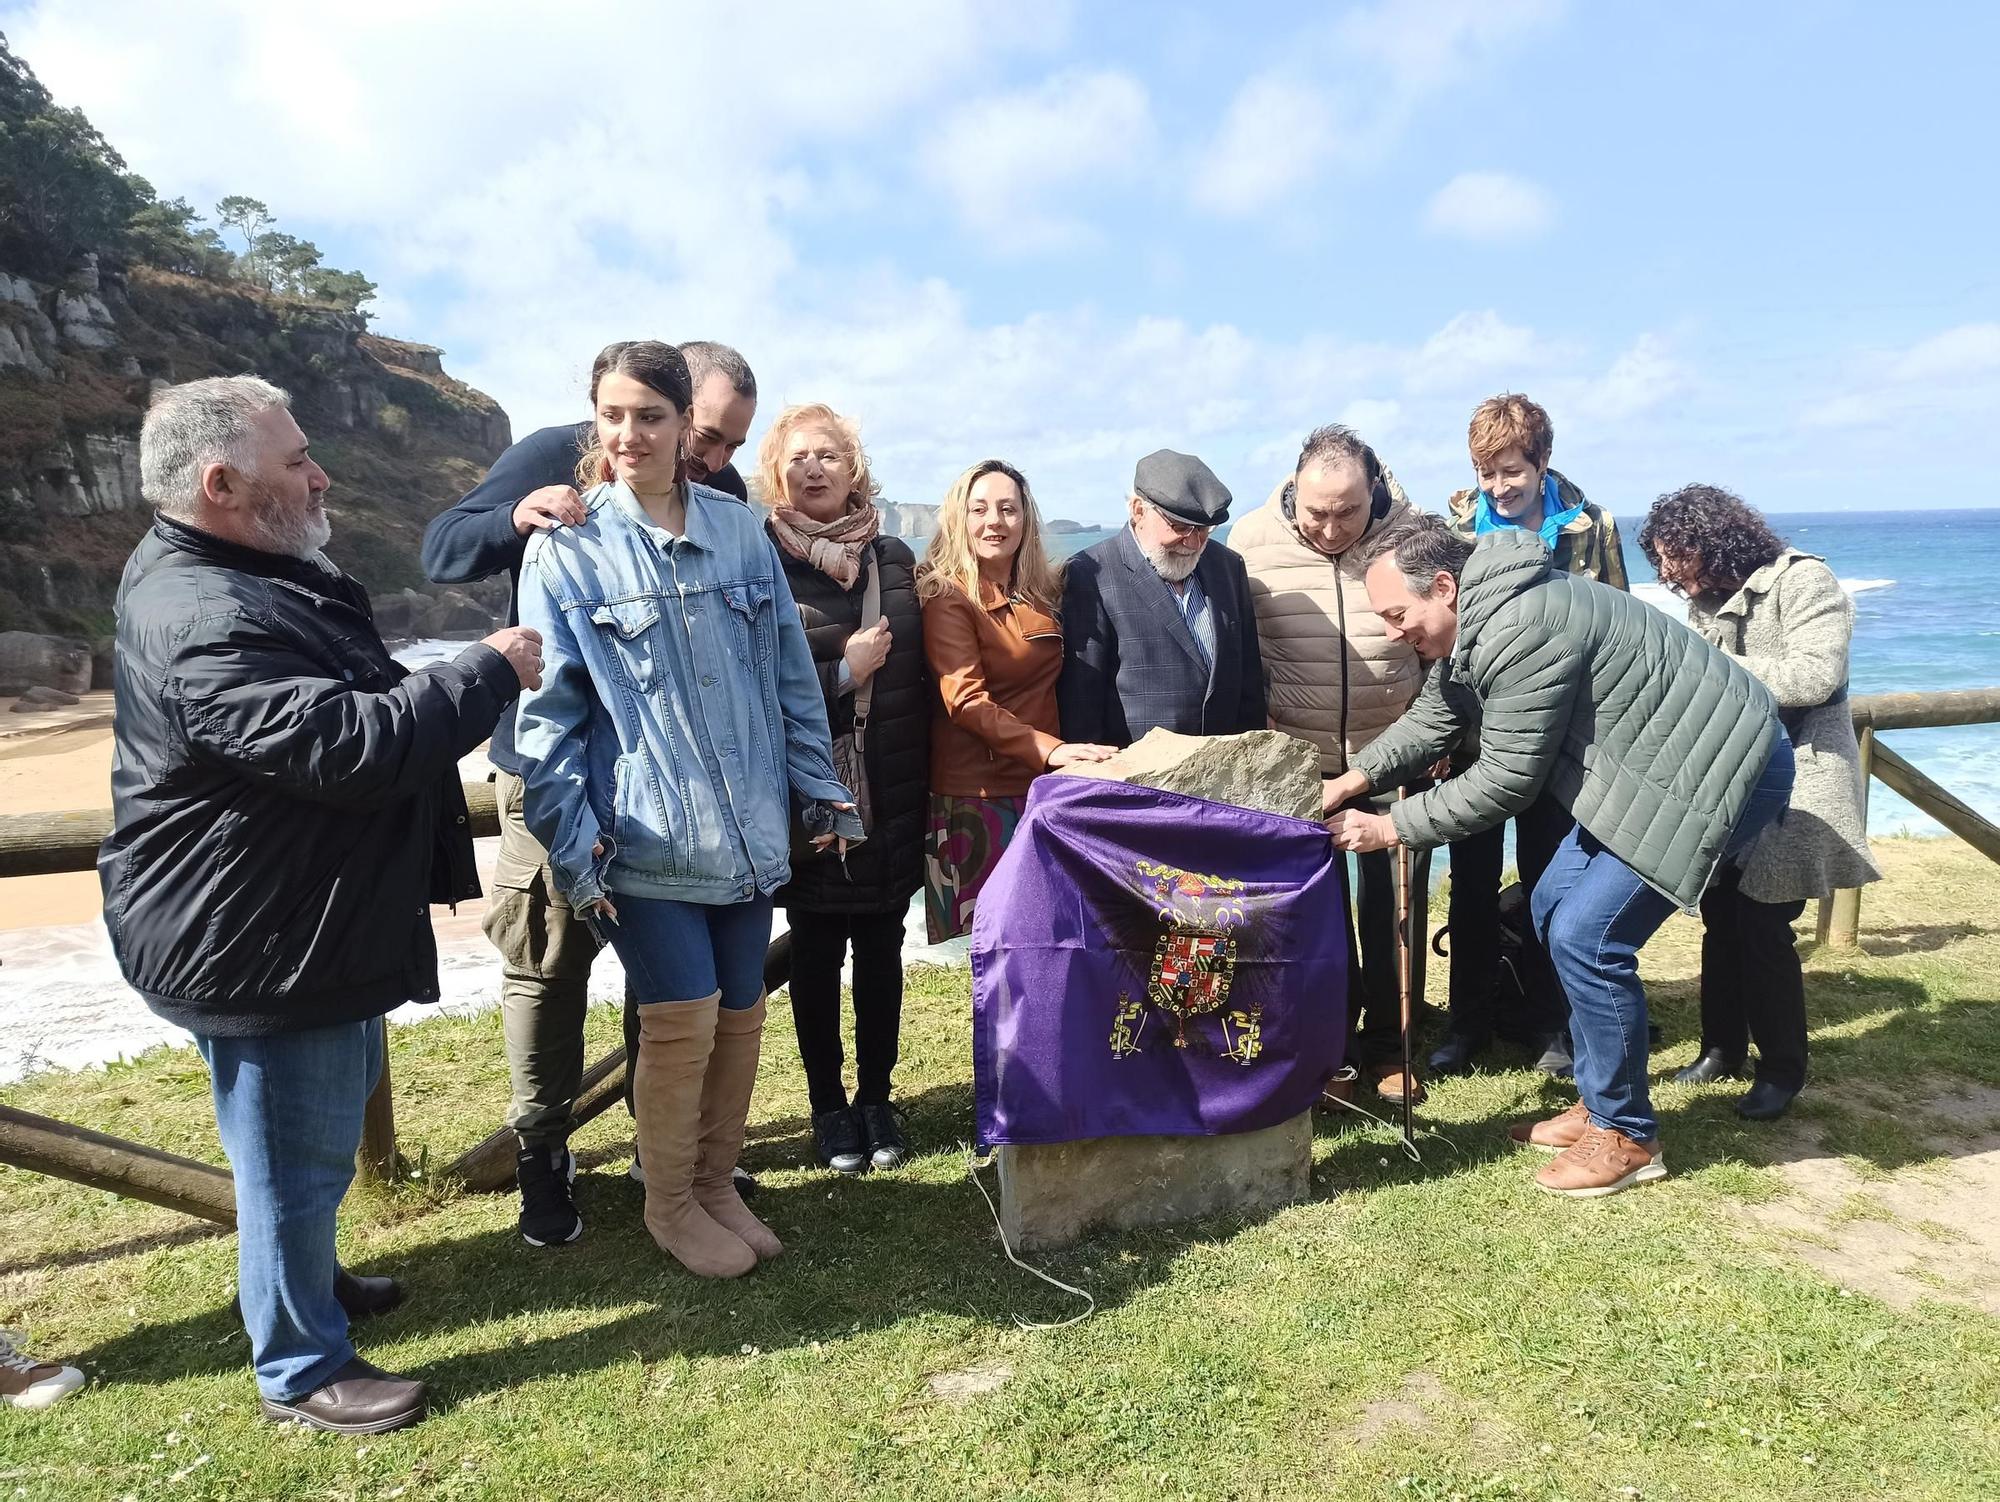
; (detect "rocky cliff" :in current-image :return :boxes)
[0,256,510,641]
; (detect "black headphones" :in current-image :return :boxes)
[1360,444,1392,522]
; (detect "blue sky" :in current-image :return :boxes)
[6,0,1996,523]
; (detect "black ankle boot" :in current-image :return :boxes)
[1674,1047,1746,1085]
[1736,1079,1799,1121]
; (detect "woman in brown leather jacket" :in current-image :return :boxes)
[916,459,1115,944]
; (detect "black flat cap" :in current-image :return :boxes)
[1133,449,1231,526]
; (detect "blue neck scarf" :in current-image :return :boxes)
[1473,472,1583,548]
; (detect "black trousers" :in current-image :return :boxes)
[785,906,906,1116]
[1444,795,1572,1041]
[1343,844,1434,1067]
[1698,865,1809,1091]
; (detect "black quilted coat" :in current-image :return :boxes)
[771,531,928,914]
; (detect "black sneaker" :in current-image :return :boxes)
[812,1106,867,1175]
[858,1100,909,1171]
[516,1145,582,1247]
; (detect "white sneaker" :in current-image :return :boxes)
[1,1330,85,1410]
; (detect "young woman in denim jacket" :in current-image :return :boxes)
[516,342,856,1279]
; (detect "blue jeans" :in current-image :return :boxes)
[1532,735,1795,1140]
[197,1017,384,1401]
[600,894,773,1010]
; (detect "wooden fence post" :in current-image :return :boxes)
[356,1028,398,1185]
[1825,725,1875,950]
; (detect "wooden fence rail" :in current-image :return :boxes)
[2,685,1993,1216]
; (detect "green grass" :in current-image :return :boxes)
[3,839,1997,1500]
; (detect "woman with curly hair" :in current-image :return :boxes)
[757,404,930,1175]
[1640,484,1880,1119]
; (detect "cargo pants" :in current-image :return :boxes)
[485,769,603,1149]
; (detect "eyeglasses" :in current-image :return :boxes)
[1147,503,1212,539]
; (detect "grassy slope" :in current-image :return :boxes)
[1,838,1995,1501]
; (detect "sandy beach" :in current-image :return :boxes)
[0,690,119,930]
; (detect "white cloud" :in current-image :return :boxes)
[1189,0,1565,216]
[918,70,1153,247]
[1889,322,2000,383]
[1803,322,2000,431]
[1424,172,1555,241]
[1189,74,1338,217]
[6,0,1745,525]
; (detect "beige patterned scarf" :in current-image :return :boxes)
[767,500,882,588]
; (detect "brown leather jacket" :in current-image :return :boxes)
[923,580,1064,797]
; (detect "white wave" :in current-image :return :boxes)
[1633,577,1893,622]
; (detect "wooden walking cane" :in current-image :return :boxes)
[1394,786,1416,1151]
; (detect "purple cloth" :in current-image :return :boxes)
[972,775,1348,1146]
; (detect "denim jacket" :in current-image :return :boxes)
[516,480,850,909]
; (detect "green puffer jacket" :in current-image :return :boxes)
[1354,532,1782,909]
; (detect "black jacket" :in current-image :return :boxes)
[98,516,519,1036]
[1057,527,1267,747]
[772,533,928,914]
[419,420,744,773]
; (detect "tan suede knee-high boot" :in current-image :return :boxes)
[693,994,783,1261]
[635,993,756,1278]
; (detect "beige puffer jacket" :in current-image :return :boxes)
[1233,478,1424,775]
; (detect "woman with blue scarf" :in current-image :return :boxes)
[1430,393,1630,1079]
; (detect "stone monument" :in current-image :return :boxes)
[997,727,1328,1249]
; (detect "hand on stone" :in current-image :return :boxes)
[1326,809,1398,852]
[1048,742,1117,768]
[1320,769,1370,815]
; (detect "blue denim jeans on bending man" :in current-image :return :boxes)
[196,1016,384,1401]
[1531,733,1795,1141]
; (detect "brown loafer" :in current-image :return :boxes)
[1371,1061,1426,1106]
[1508,1099,1591,1151]
[1534,1125,1667,1198]
[259,1357,428,1434]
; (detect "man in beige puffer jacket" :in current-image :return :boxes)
[1234,424,1432,1102]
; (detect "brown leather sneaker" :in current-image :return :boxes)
[1508,1099,1591,1152]
[259,1357,428,1434]
[1534,1125,1667,1198]
[1371,1061,1427,1106]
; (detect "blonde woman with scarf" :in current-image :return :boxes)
[757,404,929,1177]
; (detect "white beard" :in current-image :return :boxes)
[1136,531,1201,582]
[246,491,332,561]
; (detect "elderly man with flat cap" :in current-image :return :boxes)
[1058,449,1267,747]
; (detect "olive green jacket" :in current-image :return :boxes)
[1446,470,1630,592]
[1354,532,1782,908]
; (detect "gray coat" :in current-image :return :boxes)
[1687,549,1881,903]
[1356,532,1783,910]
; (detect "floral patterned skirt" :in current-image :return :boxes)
[922,792,1027,944]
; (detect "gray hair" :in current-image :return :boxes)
[1357,512,1474,595]
[679,341,757,400]
[1294,422,1376,479]
[141,375,292,519]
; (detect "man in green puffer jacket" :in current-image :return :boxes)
[1323,516,1795,1197]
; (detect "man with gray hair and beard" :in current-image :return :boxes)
[1058,448,1266,746]
[99,376,541,1431]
